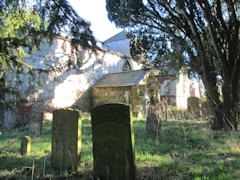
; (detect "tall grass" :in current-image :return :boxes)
[0,117,239,179]
[135,119,240,179]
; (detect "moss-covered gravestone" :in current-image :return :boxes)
[51,109,82,172]
[187,97,200,116]
[21,136,31,156]
[91,103,136,180]
[201,101,212,116]
[146,113,161,135]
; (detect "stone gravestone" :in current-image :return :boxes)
[201,101,212,116]
[187,97,200,116]
[146,113,161,135]
[29,111,43,135]
[52,108,82,172]
[91,103,136,180]
[21,136,31,156]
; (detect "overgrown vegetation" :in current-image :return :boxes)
[0,117,239,179]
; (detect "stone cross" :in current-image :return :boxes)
[91,103,136,180]
[51,108,82,171]
[20,136,31,156]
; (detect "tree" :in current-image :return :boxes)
[106,0,239,130]
[0,0,96,106]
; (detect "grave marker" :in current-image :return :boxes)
[21,136,31,156]
[146,113,161,135]
[201,101,212,116]
[51,108,82,171]
[91,103,136,180]
[29,111,43,135]
[187,97,200,116]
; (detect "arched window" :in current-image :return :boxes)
[122,60,132,71]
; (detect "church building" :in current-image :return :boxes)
[102,30,202,108]
[1,30,201,129]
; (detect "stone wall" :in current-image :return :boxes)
[92,86,146,118]
[156,69,201,109]
[2,36,142,128]
[91,72,160,118]
[1,107,17,130]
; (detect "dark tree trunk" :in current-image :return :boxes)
[202,65,239,131]
[222,79,238,130]
[201,70,223,130]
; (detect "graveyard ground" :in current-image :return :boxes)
[0,116,240,179]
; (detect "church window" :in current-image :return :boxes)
[123,60,132,71]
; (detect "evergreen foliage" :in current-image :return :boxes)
[106,0,239,131]
[0,0,95,75]
[0,0,96,107]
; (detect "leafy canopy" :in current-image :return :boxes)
[0,0,96,77]
[106,0,240,131]
[106,0,239,77]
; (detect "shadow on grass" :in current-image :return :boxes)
[1,117,239,179]
[134,119,240,179]
[136,151,240,180]
[0,153,55,179]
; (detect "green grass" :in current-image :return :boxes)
[0,117,240,179]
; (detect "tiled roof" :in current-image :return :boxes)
[93,70,149,88]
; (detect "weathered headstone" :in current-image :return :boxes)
[2,107,17,130]
[201,101,212,116]
[146,113,161,135]
[29,111,43,135]
[21,136,31,156]
[187,97,200,116]
[51,108,82,172]
[91,103,136,180]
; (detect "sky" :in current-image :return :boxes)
[67,0,123,42]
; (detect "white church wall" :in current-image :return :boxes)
[4,37,142,120]
[160,79,177,105]
[160,79,177,97]
[176,71,201,109]
[157,70,201,109]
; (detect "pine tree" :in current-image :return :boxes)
[0,0,96,107]
[0,0,95,74]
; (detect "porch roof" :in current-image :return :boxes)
[93,70,149,88]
